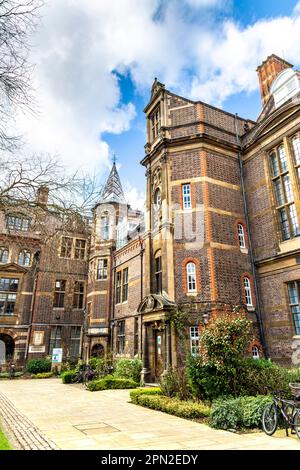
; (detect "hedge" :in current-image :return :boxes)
[26,358,51,374]
[130,387,162,402]
[31,372,53,379]
[209,395,273,430]
[61,370,77,384]
[87,375,138,391]
[132,394,211,420]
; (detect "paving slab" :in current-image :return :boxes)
[0,378,299,450]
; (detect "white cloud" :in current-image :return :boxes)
[12,0,300,191]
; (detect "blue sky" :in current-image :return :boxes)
[15,0,300,208]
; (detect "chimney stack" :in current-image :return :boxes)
[257,54,293,107]
[36,186,49,206]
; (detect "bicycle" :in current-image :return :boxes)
[262,384,300,438]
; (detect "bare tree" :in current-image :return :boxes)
[0,0,44,151]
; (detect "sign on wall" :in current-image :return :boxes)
[52,348,63,364]
[29,345,46,353]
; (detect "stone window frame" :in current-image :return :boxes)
[116,320,125,354]
[101,212,110,241]
[150,104,161,141]
[17,249,31,267]
[181,183,192,210]
[49,325,62,355]
[59,236,87,260]
[53,279,66,309]
[6,214,30,232]
[287,280,300,335]
[268,142,300,241]
[96,258,108,280]
[0,277,19,315]
[72,281,85,310]
[0,247,9,264]
[236,220,248,250]
[69,325,81,358]
[154,251,162,294]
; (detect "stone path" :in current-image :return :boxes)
[0,378,300,450]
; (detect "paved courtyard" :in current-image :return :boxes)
[0,378,300,450]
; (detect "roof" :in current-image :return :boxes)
[98,163,126,204]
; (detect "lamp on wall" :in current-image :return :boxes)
[202,313,209,325]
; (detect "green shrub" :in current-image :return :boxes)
[159,367,191,400]
[0,372,9,379]
[130,387,162,403]
[26,358,51,374]
[209,395,272,430]
[32,372,53,379]
[87,375,138,391]
[188,356,233,401]
[61,370,77,384]
[114,359,142,383]
[134,394,211,420]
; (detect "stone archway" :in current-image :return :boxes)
[91,343,104,358]
[0,334,15,364]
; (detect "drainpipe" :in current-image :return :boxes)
[235,114,269,358]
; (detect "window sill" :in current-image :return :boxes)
[240,247,248,254]
[247,306,255,312]
[186,292,197,296]
[292,335,300,340]
[53,307,64,310]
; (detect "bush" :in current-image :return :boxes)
[61,370,77,384]
[32,372,53,379]
[209,395,272,430]
[87,375,138,391]
[26,358,51,374]
[188,356,233,401]
[159,367,191,400]
[130,387,162,403]
[133,394,211,420]
[114,359,142,383]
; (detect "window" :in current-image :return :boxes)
[182,184,192,209]
[101,214,109,240]
[237,223,246,249]
[49,326,62,355]
[116,320,125,353]
[18,250,31,267]
[0,248,8,264]
[122,268,128,302]
[186,262,196,293]
[60,237,72,258]
[155,255,162,294]
[287,281,300,335]
[243,277,253,307]
[291,134,300,167]
[269,145,300,240]
[150,105,160,140]
[97,259,108,280]
[69,326,81,358]
[6,215,30,231]
[134,317,139,356]
[74,239,86,260]
[53,280,66,308]
[252,346,260,360]
[116,271,122,304]
[190,326,199,356]
[73,281,84,309]
[154,188,161,209]
[0,278,18,315]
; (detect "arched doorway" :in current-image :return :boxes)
[0,334,14,365]
[91,343,104,358]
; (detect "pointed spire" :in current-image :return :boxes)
[99,162,126,204]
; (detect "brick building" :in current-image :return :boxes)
[0,187,89,368]
[1,54,300,377]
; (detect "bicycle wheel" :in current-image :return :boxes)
[292,410,300,439]
[262,403,278,436]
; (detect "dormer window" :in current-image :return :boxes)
[150,105,161,141]
[6,215,30,231]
